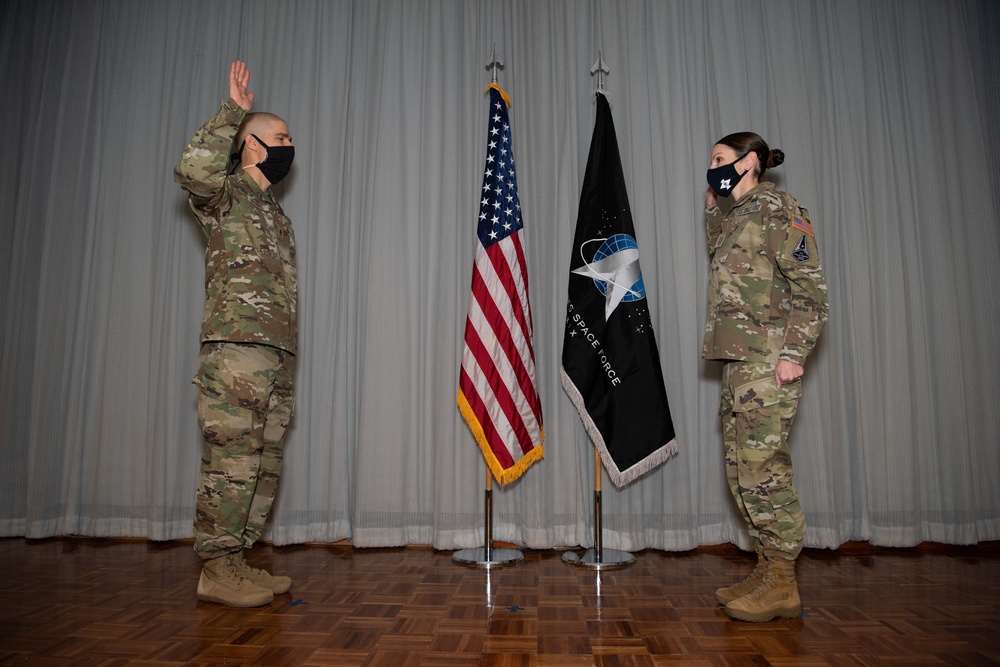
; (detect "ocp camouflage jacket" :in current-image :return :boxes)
[702,182,828,366]
[175,100,298,355]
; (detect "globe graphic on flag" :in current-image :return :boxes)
[591,233,646,301]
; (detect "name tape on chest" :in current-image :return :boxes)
[736,203,762,215]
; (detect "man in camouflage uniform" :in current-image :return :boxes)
[175,61,298,607]
[703,137,829,622]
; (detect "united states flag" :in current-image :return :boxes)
[457,84,544,486]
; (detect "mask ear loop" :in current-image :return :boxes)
[228,140,246,175]
[733,153,752,182]
[247,134,271,168]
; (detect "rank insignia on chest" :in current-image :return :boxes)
[792,216,814,236]
[792,234,812,262]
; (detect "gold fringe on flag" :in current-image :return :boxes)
[483,82,512,108]
[457,388,544,486]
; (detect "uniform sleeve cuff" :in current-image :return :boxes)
[779,348,806,366]
[222,98,247,123]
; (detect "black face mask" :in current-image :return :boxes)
[248,133,294,185]
[706,158,745,198]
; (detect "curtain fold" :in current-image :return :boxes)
[1,0,997,549]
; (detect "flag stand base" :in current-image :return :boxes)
[453,546,523,568]
[562,449,635,570]
[562,547,634,570]
[453,468,523,568]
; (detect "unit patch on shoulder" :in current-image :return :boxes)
[792,234,812,262]
[791,216,814,236]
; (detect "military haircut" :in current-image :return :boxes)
[235,112,286,156]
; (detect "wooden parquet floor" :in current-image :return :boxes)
[0,538,998,666]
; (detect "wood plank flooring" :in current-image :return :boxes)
[0,538,998,666]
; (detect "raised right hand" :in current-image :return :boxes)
[705,186,717,210]
[229,61,255,112]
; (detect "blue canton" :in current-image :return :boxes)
[477,88,523,248]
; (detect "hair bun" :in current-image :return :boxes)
[767,149,785,169]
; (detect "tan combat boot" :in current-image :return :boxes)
[197,554,274,607]
[715,549,768,605]
[231,550,292,595]
[724,556,801,622]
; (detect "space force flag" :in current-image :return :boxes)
[561,91,677,488]
[458,84,544,486]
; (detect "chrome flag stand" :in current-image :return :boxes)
[562,54,634,571]
[562,448,635,569]
[453,46,525,569]
[453,464,523,567]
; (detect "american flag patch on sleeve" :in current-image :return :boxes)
[792,216,814,236]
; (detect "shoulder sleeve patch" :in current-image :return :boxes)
[792,234,812,262]
[792,216,814,236]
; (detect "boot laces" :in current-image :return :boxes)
[734,557,767,589]
[744,570,779,601]
[223,554,256,584]
[232,552,269,580]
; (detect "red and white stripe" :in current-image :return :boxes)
[458,232,543,479]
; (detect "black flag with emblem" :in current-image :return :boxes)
[560,92,677,487]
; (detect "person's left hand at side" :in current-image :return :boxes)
[775,360,804,389]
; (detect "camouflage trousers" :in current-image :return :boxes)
[192,341,296,560]
[720,361,805,560]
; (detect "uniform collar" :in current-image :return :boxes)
[733,181,773,207]
[237,168,275,202]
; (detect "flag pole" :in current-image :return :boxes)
[560,53,637,571]
[453,463,523,567]
[452,46,527,570]
[485,470,493,560]
[594,448,602,559]
[561,444,635,569]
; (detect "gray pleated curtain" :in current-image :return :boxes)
[1,0,998,550]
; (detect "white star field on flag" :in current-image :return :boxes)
[477,100,522,247]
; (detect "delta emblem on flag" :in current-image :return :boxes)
[561,91,677,488]
[458,83,544,486]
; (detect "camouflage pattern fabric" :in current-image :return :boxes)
[177,100,299,560]
[702,182,828,365]
[193,341,296,559]
[174,100,298,355]
[721,361,805,560]
[703,182,827,560]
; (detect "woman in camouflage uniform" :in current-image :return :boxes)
[702,133,829,622]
